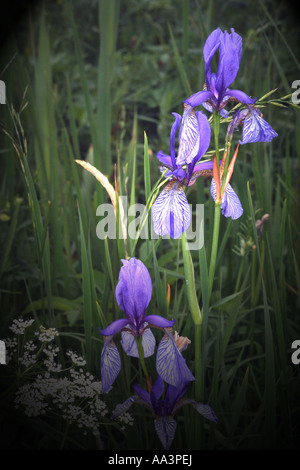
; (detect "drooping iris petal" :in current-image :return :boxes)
[240,108,278,144]
[211,179,243,220]
[115,258,152,322]
[176,106,200,165]
[156,330,195,387]
[111,396,139,419]
[120,326,156,358]
[192,402,219,423]
[152,180,191,239]
[99,318,129,337]
[183,90,213,108]
[154,416,177,450]
[100,339,121,393]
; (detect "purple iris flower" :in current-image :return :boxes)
[111,375,218,450]
[210,178,243,220]
[227,105,278,144]
[152,105,212,239]
[99,258,194,392]
[184,28,256,114]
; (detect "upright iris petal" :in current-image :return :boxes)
[184,28,256,112]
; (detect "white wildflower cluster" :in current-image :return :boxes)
[3,318,135,441]
[67,350,86,367]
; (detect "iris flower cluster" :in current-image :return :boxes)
[152,27,278,238]
[99,258,195,393]
[99,27,278,450]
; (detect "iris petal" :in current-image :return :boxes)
[100,339,121,393]
[115,258,152,321]
[99,318,129,337]
[211,179,243,220]
[144,314,175,328]
[152,180,191,239]
[192,402,219,423]
[183,90,213,108]
[156,330,195,387]
[216,29,242,92]
[225,88,256,105]
[240,109,278,144]
[133,384,152,406]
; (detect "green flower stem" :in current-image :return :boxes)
[135,336,150,382]
[208,202,221,299]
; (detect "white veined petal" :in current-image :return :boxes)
[100,340,121,393]
[152,180,191,239]
[210,179,243,220]
[221,183,243,220]
[176,107,200,165]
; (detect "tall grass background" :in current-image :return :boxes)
[0,0,299,450]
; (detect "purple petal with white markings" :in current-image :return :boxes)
[152,180,191,239]
[154,416,177,450]
[240,109,278,144]
[192,402,219,423]
[183,90,213,108]
[144,314,175,328]
[156,330,195,387]
[100,339,121,393]
[211,179,243,220]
